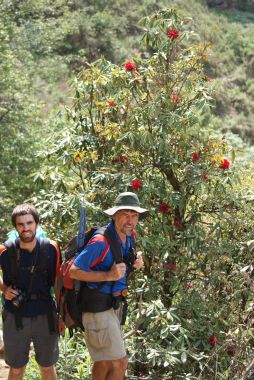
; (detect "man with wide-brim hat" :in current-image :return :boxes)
[69,191,147,380]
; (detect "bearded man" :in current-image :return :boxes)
[0,204,61,380]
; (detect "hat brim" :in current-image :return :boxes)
[104,205,148,217]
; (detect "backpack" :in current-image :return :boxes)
[3,238,57,332]
[55,226,136,336]
[4,238,51,288]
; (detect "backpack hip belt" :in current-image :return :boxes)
[113,289,128,297]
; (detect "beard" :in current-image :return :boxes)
[121,225,134,236]
[19,232,36,243]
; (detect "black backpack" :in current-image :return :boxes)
[4,238,56,332]
[5,238,51,288]
[55,226,136,336]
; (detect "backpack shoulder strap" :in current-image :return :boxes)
[130,234,136,250]
[39,238,50,270]
[103,228,122,264]
[0,244,7,255]
[38,237,57,333]
[5,239,20,286]
[37,238,52,285]
[78,226,123,265]
[49,239,61,275]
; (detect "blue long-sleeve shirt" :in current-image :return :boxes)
[74,222,132,294]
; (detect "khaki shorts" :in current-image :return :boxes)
[82,308,126,362]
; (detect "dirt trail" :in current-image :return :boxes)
[0,351,9,379]
[0,333,9,379]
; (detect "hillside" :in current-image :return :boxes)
[1,2,254,379]
[1,0,254,232]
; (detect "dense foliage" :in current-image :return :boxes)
[1,1,254,379]
[29,8,254,379]
[1,0,254,241]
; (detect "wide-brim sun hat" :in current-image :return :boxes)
[104,192,148,217]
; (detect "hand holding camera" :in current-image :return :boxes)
[3,286,19,301]
[11,289,28,308]
[3,286,27,308]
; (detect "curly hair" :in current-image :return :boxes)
[11,204,39,226]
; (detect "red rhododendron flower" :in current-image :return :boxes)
[163,264,177,271]
[226,346,236,357]
[173,219,182,229]
[192,152,200,162]
[119,156,128,163]
[159,202,169,214]
[225,286,233,293]
[206,75,213,82]
[201,173,209,181]
[219,158,230,170]
[186,282,193,289]
[167,29,179,40]
[131,179,143,191]
[224,339,237,356]
[209,335,217,347]
[113,155,128,164]
[125,61,136,71]
[107,100,115,107]
[171,92,181,104]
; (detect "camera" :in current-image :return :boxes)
[12,289,28,308]
[123,251,136,274]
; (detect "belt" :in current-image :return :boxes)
[113,289,128,297]
[28,293,50,301]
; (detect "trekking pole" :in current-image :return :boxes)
[75,197,86,293]
[77,196,86,249]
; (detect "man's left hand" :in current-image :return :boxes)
[133,251,144,270]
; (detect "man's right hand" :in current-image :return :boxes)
[107,263,126,281]
[3,286,19,301]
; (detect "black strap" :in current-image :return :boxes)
[39,238,52,286]
[5,239,20,286]
[121,297,128,325]
[14,311,23,330]
[38,238,56,333]
[102,228,123,264]
[130,234,136,251]
[100,228,123,294]
[5,239,23,329]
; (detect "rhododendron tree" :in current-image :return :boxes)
[36,8,254,380]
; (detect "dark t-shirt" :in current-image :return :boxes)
[0,238,61,317]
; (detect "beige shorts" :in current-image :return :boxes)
[82,308,126,362]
